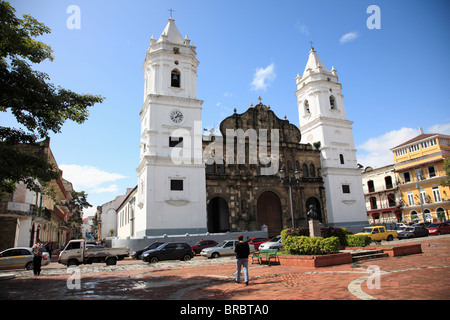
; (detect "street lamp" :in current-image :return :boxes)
[279,169,300,228]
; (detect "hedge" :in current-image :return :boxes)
[281,231,340,255]
[282,226,351,248]
[346,234,371,247]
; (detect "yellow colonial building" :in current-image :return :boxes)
[391,130,450,223]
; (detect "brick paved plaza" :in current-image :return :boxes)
[1,235,449,303]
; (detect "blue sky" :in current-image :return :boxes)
[4,0,450,217]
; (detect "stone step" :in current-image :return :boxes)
[350,249,385,257]
[351,250,389,262]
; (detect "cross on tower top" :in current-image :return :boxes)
[168,8,175,18]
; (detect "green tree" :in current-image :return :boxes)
[0,1,104,194]
[68,190,92,222]
[440,158,450,187]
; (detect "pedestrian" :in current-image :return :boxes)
[32,239,44,276]
[45,242,52,259]
[234,234,250,285]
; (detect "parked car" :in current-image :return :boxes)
[191,240,218,255]
[131,242,164,259]
[247,237,270,251]
[395,223,408,230]
[397,226,429,239]
[200,240,255,258]
[141,242,193,263]
[426,222,450,235]
[258,235,283,251]
[412,222,431,228]
[58,239,129,266]
[0,247,50,270]
[355,226,397,241]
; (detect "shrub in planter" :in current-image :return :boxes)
[281,232,340,255]
[283,227,309,237]
[282,226,350,248]
[346,234,371,247]
[321,226,351,248]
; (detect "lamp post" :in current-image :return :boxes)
[279,168,300,228]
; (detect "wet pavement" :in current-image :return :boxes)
[1,234,449,302]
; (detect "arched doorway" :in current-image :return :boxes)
[257,191,282,237]
[207,197,230,233]
[436,207,446,222]
[305,197,322,223]
[423,209,432,223]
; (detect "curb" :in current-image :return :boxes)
[0,274,16,281]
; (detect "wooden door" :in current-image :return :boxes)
[257,191,282,236]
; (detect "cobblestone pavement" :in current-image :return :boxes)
[1,235,449,301]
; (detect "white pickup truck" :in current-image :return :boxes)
[58,239,129,267]
[200,240,255,258]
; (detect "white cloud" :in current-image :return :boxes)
[428,123,450,135]
[251,63,276,91]
[91,184,120,194]
[356,127,420,168]
[356,123,450,168]
[295,23,310,36]
[339,31,358,44]
[59,164,126,193]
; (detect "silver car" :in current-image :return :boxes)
[0,247,50,270]
[258,235,283,250]
[200,240,255,258]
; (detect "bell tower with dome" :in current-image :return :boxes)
[134,18,207,237]
[295,47,367,231]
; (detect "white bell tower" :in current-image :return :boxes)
[135,18,207,237]
[295,47,367,231]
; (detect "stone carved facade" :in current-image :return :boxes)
[203,101,326,236]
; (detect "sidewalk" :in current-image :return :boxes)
[0,235,449,300]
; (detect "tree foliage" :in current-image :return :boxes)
[68,191,92,223]
[0,1,105,194]
[441,157,450,187]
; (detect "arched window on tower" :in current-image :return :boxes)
[309,164,316,177]
[304,100,310,114]
[339,154,345,165]
[302,164,309,178]
[330,95,336,110]
[171,69,180,88]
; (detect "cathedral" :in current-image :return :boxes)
[203,102,325,237]
[128,18,366,238]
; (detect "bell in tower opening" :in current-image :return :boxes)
[171,69,180,88]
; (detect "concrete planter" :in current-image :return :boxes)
[277,252,353,268]
[344,243,422,257]
[380,243,422,257]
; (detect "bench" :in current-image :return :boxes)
[252,249,278,266]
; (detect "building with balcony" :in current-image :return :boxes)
[391,129,450,223]
[0,139,76,251]
[361,165,403,224]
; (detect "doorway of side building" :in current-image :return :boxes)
[207,197,230,233]
[257,191,283,237]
